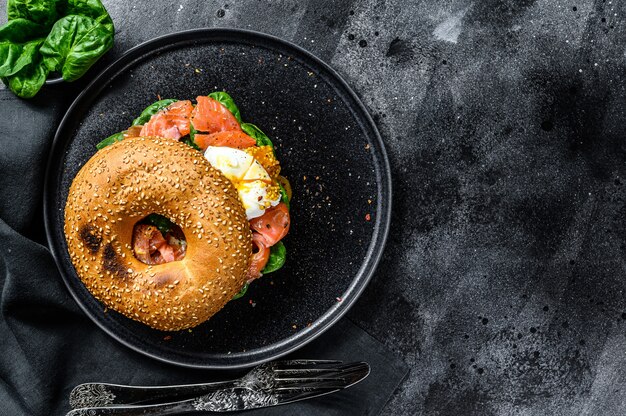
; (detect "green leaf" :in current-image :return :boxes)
[62,0,114,31]
[144,214,175,236]
[208,91,242,123]
[0,18,49,43]
[0,37,45,77]
[4,51,49,98]
[181,136,201,151]
[95,130,124,150]
[262,241,286,274]
[40,14,114,82]
[278,183,290,211]
[241,123,274,148]
[0,19,48,77]
[131,99,178,126]
[189,121,197,141]
[232,282,249,300]
[7,0,60,28]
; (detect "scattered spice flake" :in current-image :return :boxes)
[365,143,370,150]
[315,176,320,180]
[103,307,108,313]
[365,213,371,221]
[194,68,202,74]
[336,297,343,302]
[368,199,372,204]
[292,324,297,329]
[303,175,307,181]
[184,63,191,67]
[188,329,193,333]
[307,322,312,327]
[164,335,172,341]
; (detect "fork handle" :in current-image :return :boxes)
[70,381,235,408]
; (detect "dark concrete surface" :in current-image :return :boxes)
[3,0,626,414]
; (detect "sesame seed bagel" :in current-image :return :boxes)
[64,136,252,331]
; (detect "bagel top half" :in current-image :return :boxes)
[64,136,252,331]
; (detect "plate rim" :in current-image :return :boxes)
[43,27,392,369]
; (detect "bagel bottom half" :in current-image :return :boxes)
[64,136,252,331]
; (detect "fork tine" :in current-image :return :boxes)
[275,362,370,378]
[273,359,343,369]
[275,362,370,390]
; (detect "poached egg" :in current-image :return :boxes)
[204,146,280,220]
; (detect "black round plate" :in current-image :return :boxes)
[44,29,391,369]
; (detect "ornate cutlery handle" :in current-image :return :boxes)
[70,381,235,408]
[68,387,279,415]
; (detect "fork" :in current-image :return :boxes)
[67,360,370,415]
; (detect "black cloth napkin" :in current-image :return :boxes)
[0,86,407,415]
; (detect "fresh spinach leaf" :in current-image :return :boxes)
[0,37,45,77]
[144,214,175,236]
[40,14,113,82]
[5,54,48,98]
[262,241,286,274]
[95,130,124,150]
[208,91,242,123]
[232,282,249,300]
[278,183,290,211]
[189,121,197,141]
[62,0,114,31]
[131,99,178,126]
[0,19,48,77]
[8,0,60,28]
[182,136,201,151]
[1,0,114,98]
[0,18,48,43]
[241,123,274,148]
[181,122,202,150]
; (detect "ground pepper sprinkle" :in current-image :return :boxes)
[365,213,371,221]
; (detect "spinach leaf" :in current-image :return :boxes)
[40,14,113,82]
[262,241,286,274]
[182,136,201,151]
[181,121,202,150]
[144,214,175,236]
[232,282,249,300]
[0,19,48,77]
[279,183,290,211]
[189,121,197,141]
[241,123,274,148]
[1,0,114,98]
[62,0,114,31]
[8,0,60,28]
[208,91,242,123]
[95,130,124,150]
[131,99,178,126]
[0,18,48,43]
[4,51,48,98]
[0,37,45,77]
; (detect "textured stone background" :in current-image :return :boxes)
[4,0,626,414]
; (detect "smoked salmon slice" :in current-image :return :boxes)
[132,224,186,265]
[246,232,271,280]
[139,100,194,139]
[249,203,290,246]
[194,131,256,150]
[191,96,242,133]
